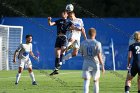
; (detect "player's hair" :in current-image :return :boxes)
[88,28,96,37]
[26,34,32,39]
[60,10,68,17]
[134,31,140,41]
[61,10,68,14]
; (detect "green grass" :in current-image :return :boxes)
[0,70,138,93]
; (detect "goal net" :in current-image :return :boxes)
[0,25,23,70]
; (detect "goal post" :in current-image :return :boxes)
[0,25,23,70]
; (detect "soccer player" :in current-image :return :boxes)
[63,11,87,61]
[80,28,105,93]
[13,35,38,85]
[125,32,140,93]
[48,11,81,75]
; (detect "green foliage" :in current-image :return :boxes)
[1,0,140,17]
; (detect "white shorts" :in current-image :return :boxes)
[82,69,100,80]
[72,40,80,49]
[18,58,32,68]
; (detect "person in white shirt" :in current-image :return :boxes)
[63,11,87,62]
[13,35,38,85]
[80,28,105,93]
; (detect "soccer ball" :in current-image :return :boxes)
[65,4,74,12]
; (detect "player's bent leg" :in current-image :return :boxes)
[125,73,133,93]
[72,48,79,57]
[63,48,79,62]
[28,67,37,85]
[66,39,75,52]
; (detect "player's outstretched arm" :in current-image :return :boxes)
[48,17,56,26]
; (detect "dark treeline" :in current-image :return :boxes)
[0,0,140,17]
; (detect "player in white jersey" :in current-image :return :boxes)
[63,11,87,61]
[80,28,105,93]
[13,35,38,85]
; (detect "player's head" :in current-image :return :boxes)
[88,28,96,39]
[68,11,75,19]
[134,31,140,42]
[26,34,32,43]
[61,11,68,19]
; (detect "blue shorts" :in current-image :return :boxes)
[129,62,140,77]
[55,36,67,48]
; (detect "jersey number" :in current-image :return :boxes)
[87,47,93,56]
[135,46,140,54]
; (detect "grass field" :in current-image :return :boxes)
[0,70,138,93]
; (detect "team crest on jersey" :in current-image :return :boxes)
[74,24,80,28]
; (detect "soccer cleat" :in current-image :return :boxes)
[49,70,59,76]
[15,82,18,85]
[32,81,37,85]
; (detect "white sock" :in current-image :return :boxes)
[64,53,72,61]
[125,91,129,93]
[30,72,35,82]
[94,81,99,93]
[84,79,90,93]
[16,73,21,83]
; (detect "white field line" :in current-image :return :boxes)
[0,71,81,79]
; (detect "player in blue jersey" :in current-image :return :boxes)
[125,32,140,93]
[13,35,38,85]
[80,28,105,93]
[48,11,82,75]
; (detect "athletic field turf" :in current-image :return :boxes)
[0,70,138,93]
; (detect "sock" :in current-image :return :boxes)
[125,91,129,93]
[64,53,72,61]
[55,58,60,70]
[30,72,35,82]
[60,54,64,62]
[16,73,21,83]
[138,90,140,93]
[125,86,130,92]
[94,81,99,93]
[84,79,90,93]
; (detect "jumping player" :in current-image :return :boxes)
[48,11,82,75]
[63,11,87,62]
